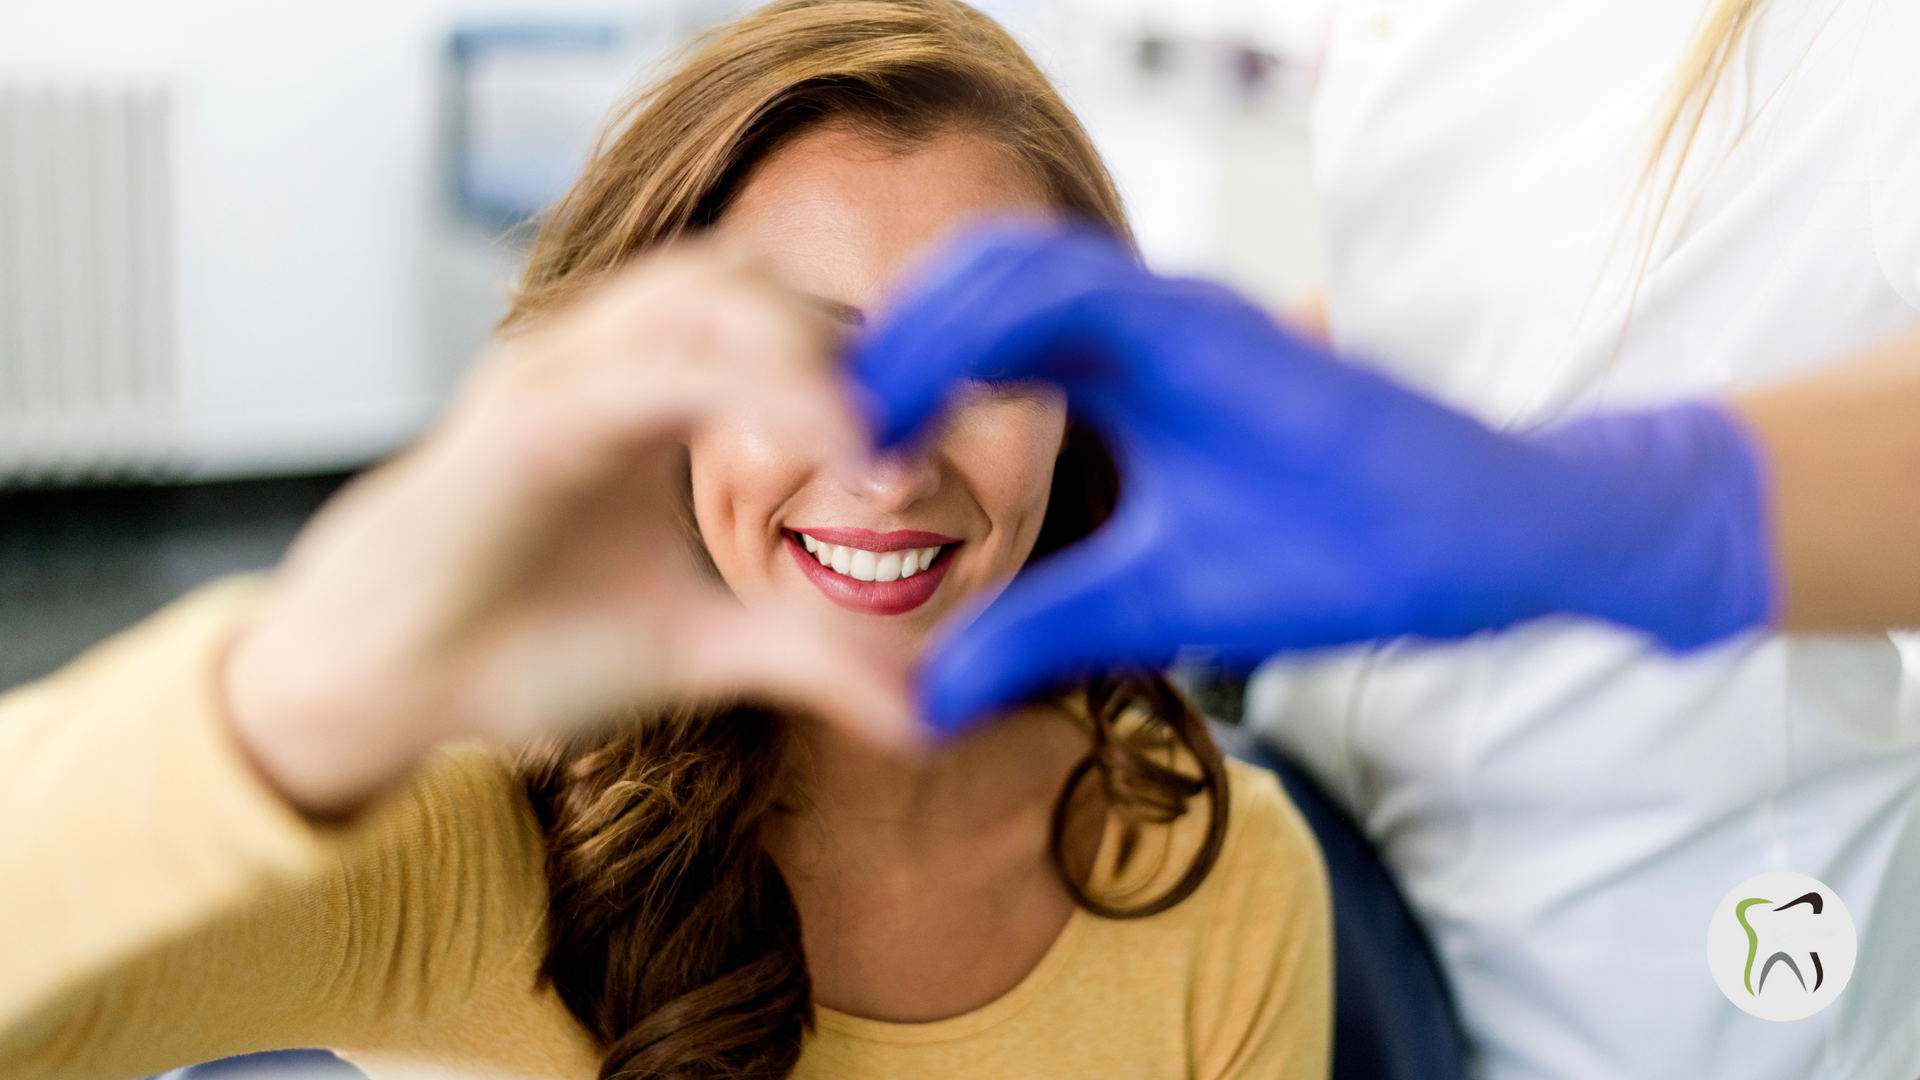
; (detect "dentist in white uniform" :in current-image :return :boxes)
[1249,1,1920,1077]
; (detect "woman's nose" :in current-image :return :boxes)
[851,449,942,510]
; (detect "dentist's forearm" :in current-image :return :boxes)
[1731,325,1920,632]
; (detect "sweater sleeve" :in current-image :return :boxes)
[0,578,586,1080]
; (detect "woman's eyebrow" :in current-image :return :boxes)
[805,295,867,326]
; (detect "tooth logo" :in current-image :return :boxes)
[1706,872,1856,1021]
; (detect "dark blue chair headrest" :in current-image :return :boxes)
[1217,723,1472,1080]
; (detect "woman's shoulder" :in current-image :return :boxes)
[1150,755,1328,941]
[1039,754,1331,1080]
[1215,756,1324,893]
[1092,749,1326,920]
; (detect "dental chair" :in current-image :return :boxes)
[1216,722,1473,1080]
[151,1049,359,1079]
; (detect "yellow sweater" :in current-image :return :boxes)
[0,578,1330,1080]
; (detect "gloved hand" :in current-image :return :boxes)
[850,225,1775,733]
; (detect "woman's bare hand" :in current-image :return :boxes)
[225,245,917,816]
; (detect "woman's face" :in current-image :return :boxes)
[695,124,1066,655]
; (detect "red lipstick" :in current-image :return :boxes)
[785,531,957,615]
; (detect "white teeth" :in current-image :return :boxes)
[797,533,944,583]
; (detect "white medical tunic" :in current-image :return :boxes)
[1246,1,1920,1078]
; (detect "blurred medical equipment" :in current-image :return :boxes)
[853,226,1774,730]
[1041,0,1324,304]
[0,0,1321,487]
[449,22,627,229]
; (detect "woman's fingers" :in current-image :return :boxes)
[441,244,886,723]
[673,600,926,755]
[850,223,1134,447]
[454,595,923,756]
[226,241,904,815]
[449,249,866,514]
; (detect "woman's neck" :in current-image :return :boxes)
[785,705,1086,845]
[762,703,1102,1022]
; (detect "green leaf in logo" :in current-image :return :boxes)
[1737,897,1772,996]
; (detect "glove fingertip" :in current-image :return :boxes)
[916,657,1001,737]
[838,374,903,450]
[918,681,984,738]
[915,631,1048,736]
[846,323,963,449]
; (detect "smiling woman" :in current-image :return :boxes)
[0,3,1327,1080]
[511,5,1324,1074]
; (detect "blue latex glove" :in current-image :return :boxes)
[850,225,1775,733]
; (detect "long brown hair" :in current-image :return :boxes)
[514,3,1229,1078]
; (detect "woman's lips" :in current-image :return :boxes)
[785,532,956,615]
[793,526,959,552]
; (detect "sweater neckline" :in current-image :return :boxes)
[809,904,1091,1044]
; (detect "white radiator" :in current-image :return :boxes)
[0,81,179,482]
[0,0,496,489]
